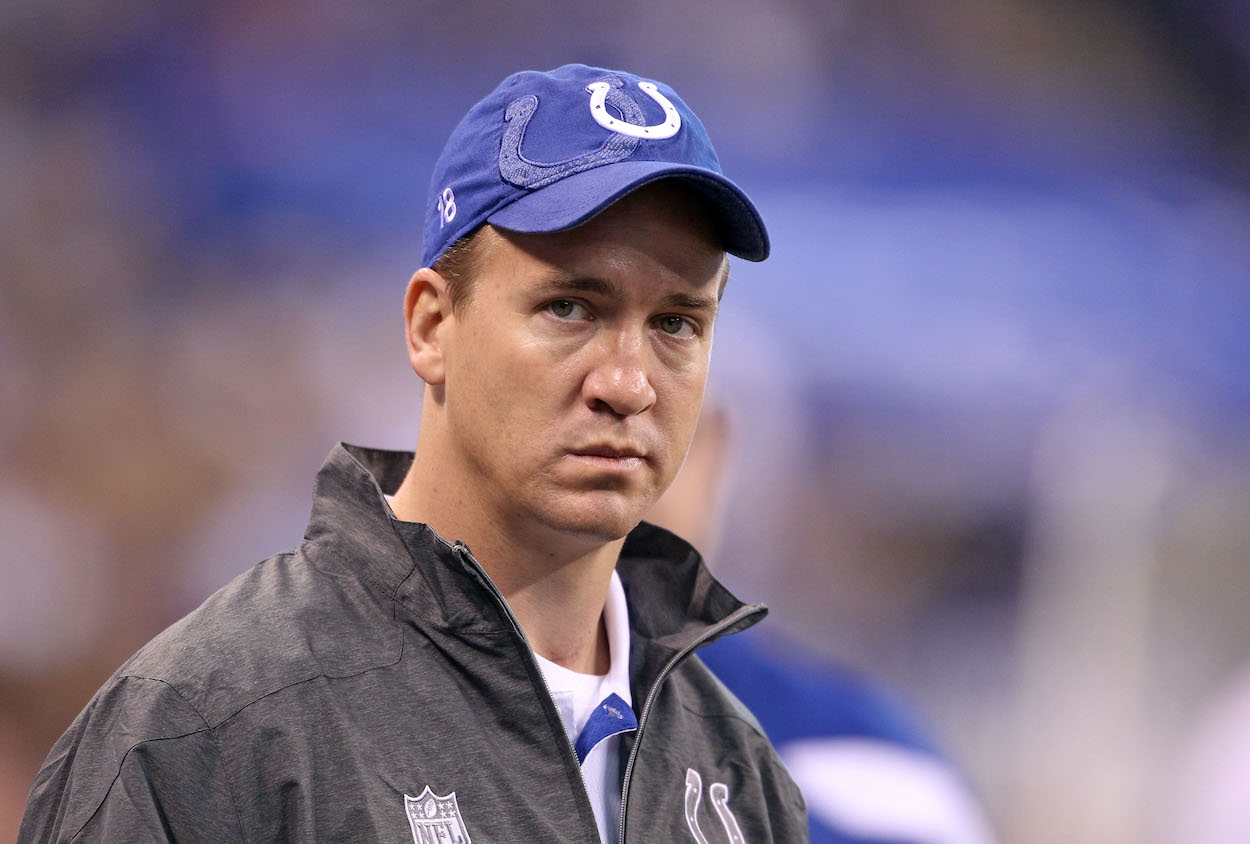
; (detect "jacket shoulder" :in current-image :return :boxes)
[20,674,243,843]
[117,549,403,727]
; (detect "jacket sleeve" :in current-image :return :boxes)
[19,675,246,843]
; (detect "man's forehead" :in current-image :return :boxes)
[491,225,726,294]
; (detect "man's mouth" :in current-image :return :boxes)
[572,443,646,459]
[566,444,647,473]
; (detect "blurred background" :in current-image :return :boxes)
[3,1,1250,841]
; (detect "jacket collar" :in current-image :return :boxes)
[301,443,766,649]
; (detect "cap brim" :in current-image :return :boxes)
[486,160,770,262]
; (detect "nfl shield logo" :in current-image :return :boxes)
[404,787,472,844]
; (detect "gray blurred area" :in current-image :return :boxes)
[3,2,1250,841]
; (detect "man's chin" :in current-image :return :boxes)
[534,491,649,544]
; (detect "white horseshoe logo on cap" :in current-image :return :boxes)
[586,81,681,139]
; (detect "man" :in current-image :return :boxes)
[21,64,806,843]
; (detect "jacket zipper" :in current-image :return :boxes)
[448,541,599,836]
[615,602,765,844]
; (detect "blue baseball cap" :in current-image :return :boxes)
[421,64,769,268]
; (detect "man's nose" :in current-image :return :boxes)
[582,329,657,417]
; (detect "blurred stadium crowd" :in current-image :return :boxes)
[3,1,1250,841]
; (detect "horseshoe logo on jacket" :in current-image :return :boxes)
[684,768,745,844]
[498,77,682,190]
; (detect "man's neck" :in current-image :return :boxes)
[391,441,622,676]
[504,559,615,676]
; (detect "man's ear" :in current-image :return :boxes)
[404,267,452,385]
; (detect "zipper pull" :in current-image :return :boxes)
[451,541,494,593]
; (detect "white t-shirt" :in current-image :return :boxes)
[534,570,635,844]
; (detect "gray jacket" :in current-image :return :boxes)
[21,444,808,843]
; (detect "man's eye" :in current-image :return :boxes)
[657,315,694,336]
[548,300,588,319]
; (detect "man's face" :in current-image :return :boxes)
[438,184,727,544]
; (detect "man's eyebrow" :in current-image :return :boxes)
[532,272,720,316]
[531,272,624,299]
[658,291,719,316]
